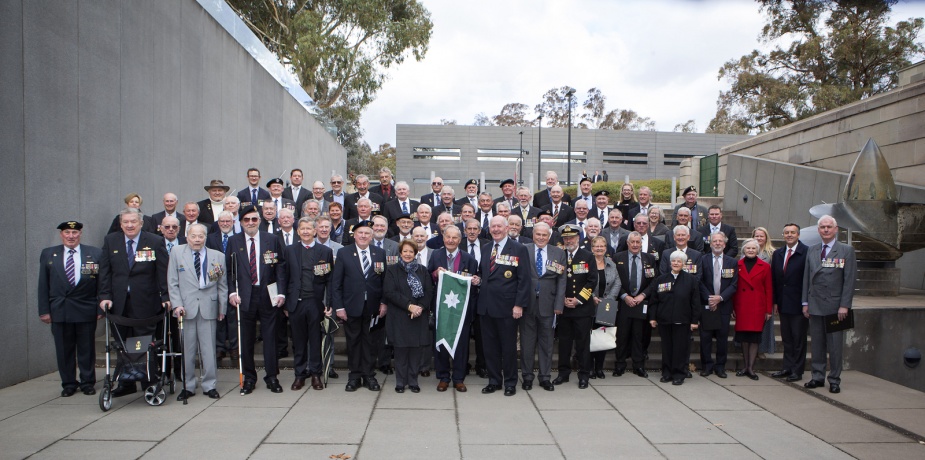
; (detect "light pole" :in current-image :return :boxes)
[518,131,525,186]
[537,114,543,191]
[566,88,576,186]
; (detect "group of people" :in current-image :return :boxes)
[38,169,856,399]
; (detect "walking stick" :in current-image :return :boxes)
[231,252,244,394]
[179,314,188,405]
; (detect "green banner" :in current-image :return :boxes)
[435,271,472,357]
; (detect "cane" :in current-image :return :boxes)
[231,252,244,394]
[179,313,188,405]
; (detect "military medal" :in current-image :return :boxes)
[263,250,278,264]
[504,270,512,279]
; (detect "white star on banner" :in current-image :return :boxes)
[444,291,460,309]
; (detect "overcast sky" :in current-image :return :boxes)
[360,0,925,148]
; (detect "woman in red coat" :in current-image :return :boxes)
[733,239,773,380]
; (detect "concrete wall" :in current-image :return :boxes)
[846,308,925,392]
[0,0,346,388]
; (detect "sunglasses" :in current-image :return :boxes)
[162,225,179,229]
[331,181,342,184]
[432,182,443,185]
[241,217,261,223]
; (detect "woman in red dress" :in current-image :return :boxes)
[733,239,773,380]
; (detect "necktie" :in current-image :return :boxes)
[275,198,279,210]
[249,237,258,285]
[285,233,290,245]
[783,248,793,273]
[599,209,605,222]
[252,189,258,205]
[821,244,828,260]
[126,239,135,269]
[194,251,202,281]
[402,201,408,214]
[630,255,638,295]
[222,234,228,253]
[536,248,544,276]
[522,207,528,219]
[713,256,722,295]
[447,252,455,270]
[416,253,423,264]
[66,249,76,287]
[469,242,476,257]
[361,250,370,276]
[490,243,499,272]
[482,213,489,229]
[167,242,173,252]
[377,240,382,249]
[579,221,585,238]
[554,204,559,220]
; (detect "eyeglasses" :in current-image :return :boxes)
[162,225,179,229]
[432,182,443,185]
[241,217,260,223]
[331,181,342,184]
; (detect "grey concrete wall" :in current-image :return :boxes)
[0,0,346,388]
[846,308,925,392]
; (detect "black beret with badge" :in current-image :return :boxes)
[266,178,284,187]
[240,205,260,217]
[499,178,515,187]
[57,221,83,231]
[682,185,697,196]
[594,190,610,198]
[579,177,592,185]
[464,179,479,188]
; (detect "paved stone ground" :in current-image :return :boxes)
[2,369,924,459]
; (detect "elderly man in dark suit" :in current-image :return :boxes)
[382,180,419,233]
[226,205,288,395]
[344,174,385,220]
[664,207,705,252]
[617,214,667,264]
[198,180,231,225]
[802,215,856,394]
[152,193,180,232]
[98,208,169,397]
[478,216,531,396]
[771,223,809,382]
[38,221,103,397]
[542,185,576,229]
[237,168,271,209]
[332,222,388,392]
[660,226,702,280]
[370,167,397,202]
[698,232,738,378]
[552,224,598,389]
[533,171,572,209]
[672,186,708,233]
[520,222,565,391]
[613,231,658,377]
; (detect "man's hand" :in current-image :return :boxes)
[802,305,810,319]
[379,303,387,318]
[593,296,601,305]
[274,296,286,308]
[99,300,112,311]
[229,293,240,307]
[690,323,698,331]
[708,295,721,308]
[564,297,578,308]
[218,314,225,321]
[512,306,523,319]
[554,309,563,315]
[837,307,849,321]
[649,320,657,328]
[40,314,51,324]
[324,307,333,318]
[625,296,637,307]
[471,275,481,286]
[173,307,185,318]
[162,301,171,310]
[336,309,347,321]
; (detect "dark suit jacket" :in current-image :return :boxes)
[616,234,666,263]
[771,242,808,315]
[493,195,517,210]
[341,218,374,246]
[699,253,738,314]
[195,199,219,225]
[237,187,271,208]
[613,251,657,302]
[151,210,182,232]
[259,218,282,235]
[277,230,300,247]
[382,199,419,229]
[617,201,641,231]
[703,223,739,258]
[323,190,347,205]
[542,202,575,228]
[664,228,705,252]
[284,242,333,309]
[533,189,572,209]
[331,245,386,317]
[370,184,396,202]
[225,231,288,313]
[107,214,157,235]
[477,238,531,318]
[420,192,441,208]
[672,203,709,232]
[649,270,701,325]
[282,186,312,217]
[98,231,169,318]
[267,196,297,215]
[344,192,384,221]
[206,231,235,254]
[432,203,463,224]
[38,244,103,322]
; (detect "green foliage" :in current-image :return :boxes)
[561,179,674,204]
[709,0,924,134]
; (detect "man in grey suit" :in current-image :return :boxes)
[167,224,228,400]
[802,215,856,394]
[519,222,566,391]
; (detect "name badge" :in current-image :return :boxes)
[314,263,331,276]
[722,268,735,279]
[658,282,673,293]
[263,251,278,265]
[135,248,156,262]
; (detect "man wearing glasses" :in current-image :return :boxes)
[324,174,347,208]
[421,177,444,207]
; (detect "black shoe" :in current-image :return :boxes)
[409,385,421,393]
[672,378,684,386]
[481,384,498,394]
[659,376,671,383]
[771,370,792,378]
[266,378,284,393]
[503,387,516,396]
[241,381,256,395]
[634,368,649,378]
[786,374,803,382]
[589,372,597,380]
[205,389,221,399]
[81,387,96,396]
[715,369,728,379]
[735,369,746,377]
[613,368,625,377]
[328,369,339,379]
[699,370,711,377]
[395,386,405,393]
[686,370,693,379]
[345,380,360,392]
[747,372,759,381]
[539,380,555,391]
[552,375,569,385]
[578,380,589,389]
[476,368,488,378]
[804,380,825,389]
[177,389,195,401]
[521,381,533,391]
[829,383,841,394]
[378,365,394,375]
[61,387,77,397]
[365,377,381,391]
[595,370,606,379]
[111,384,137,398]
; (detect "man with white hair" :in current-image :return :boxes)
[534,171,572,209]
[277,208,298,246]
[432,185,462,224]
[343,197,375,245]
[301,199,322,219]
[382,180,419,233]
[307,180,330,215]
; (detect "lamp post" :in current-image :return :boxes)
[518,131,525,186]
[566,88,576,186]
[537,114,543,191]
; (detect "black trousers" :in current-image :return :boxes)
[557,315,593,379]
[479,315,518,388]
[343,315,377,381]
[239,287,279,383]
[471,316,486,370]
[216,307,238,353]
[779,312,809,375]
[290,297,324,378]
[372,318,391,368]
[615,312,648,369]
[659,323,691,380]
[276,310,290,357]
[699,314,731,372]
[52,321,97,390]
[435,319,472,384]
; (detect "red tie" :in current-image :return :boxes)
[783,248,793,273]
[249,237,258,285]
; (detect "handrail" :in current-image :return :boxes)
[734,179,763,201]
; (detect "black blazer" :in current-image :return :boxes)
[331,244,386,317]
[533,189,572,209]
[561,248,599,317]
[616,234,666,263]
[613,251,658,301]
[237,187,271,208]
[282,186,312,217]
[151,210,182,232]
[477,238,532,318]
[617,201,641,231]
[284,242,333,309]
[98,231,169,318]
[420,192,441,208]
[206,231,234,254]
[344,192,385,221]
[702,223,739,258]
[542,202,576,228]
[648,270,701,325]
[771,242,808,315]
[195,199,218,225]
[698,253,739,314]
[664,228,705,253]
[38,244,103,322]
[431,203,462,224]
[382,199,419,229]
[369,184,396,202]
[225,231,288,313]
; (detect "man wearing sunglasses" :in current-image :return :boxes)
[420,177,444,207]
[323,174,347,208]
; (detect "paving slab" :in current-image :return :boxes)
[699,410,854,459]
[358,408,459,459]
[863,408,925,438]
[832,371,925,409]
[265,389,375,444]
[0,404,106,460]
[461,444,564,460]
[586,374,656,386]
[655,443,762,460]
[833,441,925,459]
[656,376,760,411]
[251,443,359,459]
[529,382,610,410]
[374,382,455,410]
[29,439,156,459]
[542,409,662,459]
[457,392,555,445]
[140,406,288,459]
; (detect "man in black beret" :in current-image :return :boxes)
[493,179,517,210]
[672,186,708,233]
[456,179,480,208]
[267,178,296,218]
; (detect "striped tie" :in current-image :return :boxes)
[194,251,202,281]
[66,249,76,287]
[490,243,499,273]
[361,250,370,276]
[249,237,258,285]
[126,240,135,269]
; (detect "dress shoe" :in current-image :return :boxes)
[634,368,649,378]
[216,350,227,360]
[539,381,555,391]
[81,387,96,396]
[521,381,533,391]
[177,389,195,401]
[552,375,570,385]
[454,383,467,392]
[409,385,421,393]
[715,369,728,379]
[61,387,77,397]
[699,370,711,377]
[111,384,137,398]
[328,369,339,379]
[437,381,449,392]
[785,374,802,383]
[365,377,381,391]
[686,370,693,379]
[771,370,792,378]
[379,365,394,375]
[395,386,405,393]
[578,379,589,389]
[241,381,256,395]
[613,368,625,377]
[735,369,746,377]
[659,376,671,383]
[829,384,841,394]
[481,384,498,394]
[589,372,597,380]
[420,370,431,377]
[345,380,360,392]
[672,378,684,386]
[746,371,759,381]
[595,370,606,379]
[311,375,324,390]
[804,379,825,389]
[291,377,306,391]
[266,378,284,393]
[476,368,488,378]
[503,386,516,396]
[205,389,221,399]
[229,349,239,360]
